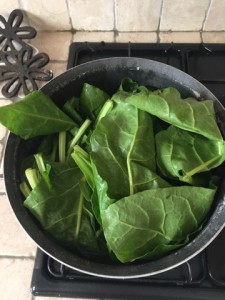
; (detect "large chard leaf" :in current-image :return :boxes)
[90,161,170,227]
[0,90,75,139]
[156,125,225,184]
[102,186,215,263]
[112,87,222,141]
[80,83,109,121]
[24,162,100,255]
[76,212,104,259]
[90,101,169,199]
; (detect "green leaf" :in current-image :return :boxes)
[102,186,215,263]
[113,87,222,141]
[90,101,168,199]
[24,162,83,249]
[62,96,83,125]
[0,90,75,139]
[80,83,109,121]
[156,125,225,184]
[76,213,103,259]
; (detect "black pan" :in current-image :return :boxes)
[4,57,225,279]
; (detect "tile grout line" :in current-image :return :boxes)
[156,0,164,43]
[200,0,213,42]
[113,0,117,42]
[65,0,73,32]
[0,255,35,259]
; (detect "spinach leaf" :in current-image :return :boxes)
[62,96,83,125]
[80,83,109,121]
[24,162,83,249]
[0,90,76,139]
[102,186,215,263]
[156,125,225,184]
[90,101,169,199]
[76,212,103,259]
[113,87,222,141]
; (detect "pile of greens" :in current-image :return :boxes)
[1,78,224,263]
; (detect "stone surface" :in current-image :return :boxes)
[73,31,115,42]
[69,0,114,31]
[0,258,34,300]
[204,0,225,31]
[0,100,11,140]
[160,0,210,31]
[116,32,157,43]
[0,0,19,19]
[116,0,162,31]
[0,193,36,256]
[202,32,225,43]
[159,32,201,43]
[30,31,72,61]
[21,0,71,30]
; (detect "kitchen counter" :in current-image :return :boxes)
[0,30,225,300]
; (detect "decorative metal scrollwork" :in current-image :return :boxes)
[0,9,53,98]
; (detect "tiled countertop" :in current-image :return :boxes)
[0,30,224,300]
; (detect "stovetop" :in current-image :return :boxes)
[31,42,225,300]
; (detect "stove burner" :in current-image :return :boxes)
[0,9,53,98]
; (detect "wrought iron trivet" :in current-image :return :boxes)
[0,9,53,98]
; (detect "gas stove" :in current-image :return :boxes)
[31,42,225,300]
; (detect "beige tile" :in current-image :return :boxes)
[0,142,4,175]
[69,0,114,31]
[0,178,6,193]
[73,31,114,42]
[0,5,31,32]
[30,32,72,61]
[0,193,37,256]
[0,0,19,18]
[159,32,201,43]
[0,100,11,140]
[204,0,225,30]
[21,0,71,30]
[160,0,210,31]
[116,0,162,31]
[202,32,225,43]
[0,258,34,300]
[0,143,3,168]
[116,32,157,43]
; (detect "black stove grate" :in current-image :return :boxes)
[31,42,225,300]
[47,250,207,286]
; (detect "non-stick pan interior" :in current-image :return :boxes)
[4,57,225,278]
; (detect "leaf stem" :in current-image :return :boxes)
[73,144,89,160]
[59,131,66,162]
[34,153,46,173]
[95,99,113,127]
[71,145,94,189]
[182,156,220,182]
[75,193,84,242]
[68,119,91,154]
[19,182,31,198]
[25,168,39,190]
[50,141,58,162]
